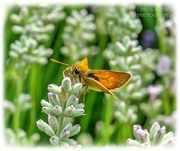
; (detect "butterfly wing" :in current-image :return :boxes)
[84,76,118,99]
[85,70,131,90]
[74,56,89,73]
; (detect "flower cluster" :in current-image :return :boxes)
[37,77,85,147]
[103,5,159,102]
[152,111,176,130]
[126,122,176,147]
[104,6,148,100]
[4,94,33,145]
[10,35,53,66]
[8,5,65,77]
[4,94,31,117]
[140,85,163,118]
[10,5,65,41]
[61,9,97,61]
[106,5,142,42]
[5,128,40,146]
[114,101,137,124]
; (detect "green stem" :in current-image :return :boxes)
[117,123,132,144]
[28,65,40,135]
[103,96,113,144]
[143,117,150,129]
[13,69,24,134]
[162,87,171,115]
[58,95,66,146]
[13,103,20,134]
[117,123,123,143]
[156,5,166,54]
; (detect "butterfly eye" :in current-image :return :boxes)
[74,68,80,74]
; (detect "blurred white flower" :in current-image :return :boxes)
[164,19,175,37]
[147,85,163,101]
[156,55,171,76]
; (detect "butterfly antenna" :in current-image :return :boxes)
[50,58,69,66]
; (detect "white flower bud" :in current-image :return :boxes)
[53,105,62,115]
[48,115,59,132]
[62,77,71,92]
[69,124,81,137]
[50,136,60,146]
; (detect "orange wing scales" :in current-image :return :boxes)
[74,56,88,72]
[86,70,131,90]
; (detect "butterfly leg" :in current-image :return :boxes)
[82,85,88,105]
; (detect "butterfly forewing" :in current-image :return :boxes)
[74,57,89,73]
[86,70,131,90]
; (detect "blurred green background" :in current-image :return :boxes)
[4,4,176,146]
